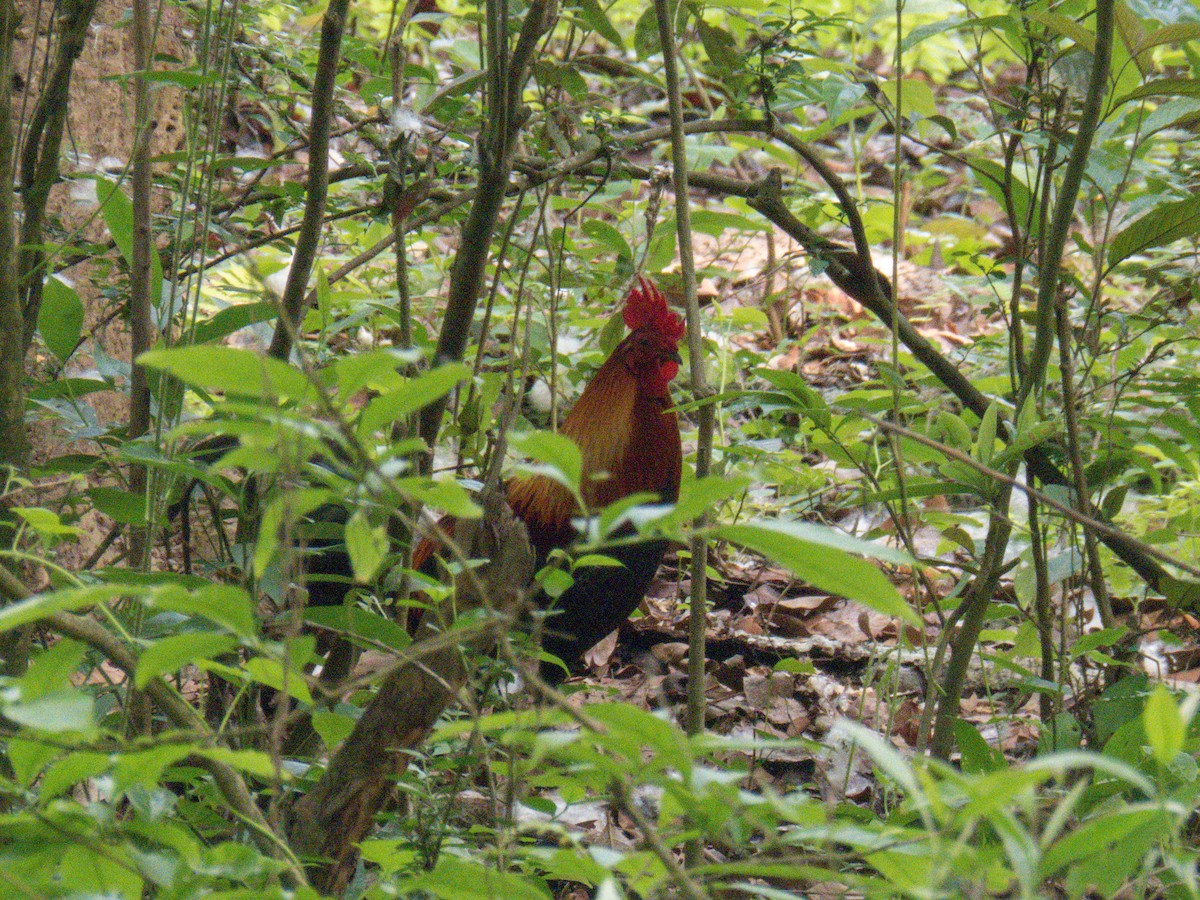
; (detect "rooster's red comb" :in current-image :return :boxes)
[623,276,685,343]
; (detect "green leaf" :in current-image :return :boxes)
[38,276,84,362]
[345,510,388,583]
[698,17,740,71]
[40,751,109,798]
[589,703,692,774]
[187,301,277,345]
[1024,9,1095,51]
[21,639,86,698]
[398,476,481,519]
[975,402,999,467]
[633,6,660,59]
[581,219,633,261]
[144,584,258,640]
[1115,76,1200,107]
[7,737,58,787]
[0,585,129,633]
[199,747,287,781]
[11,506,82,541]
[511,430,583,494]
[254,488,333,575]
[358,363,470,435]
[111,745,192,793]
[1108,195,1200,267]
[718,520,919,625]
[1143,684,1184,765]
[405,855,551,900]
[312,709,355,751]
[139,345,312,403]
[87,486,148,525]
[242,656,314,705]
[954,720,1006,773]
[136,633,239,688]
[99,179,163,302]
[992,419,1061,467]
[569,0,624,50]
[4,689,96,735]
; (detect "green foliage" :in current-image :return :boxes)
[9,0,1200,894]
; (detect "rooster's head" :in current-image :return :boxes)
[619,276,685,396]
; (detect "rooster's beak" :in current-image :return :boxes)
[668,349,682,364]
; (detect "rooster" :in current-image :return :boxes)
[416,276,685,677]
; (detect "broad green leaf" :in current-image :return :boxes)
[4,689,96,735]
[7,737,59,788]
[398,476,481,519]
[404,855,551,900]
[243,656,314,704]
[1143,684,1184,765]
[633,6,660,59]
[1025,9,1095,51]
[345,509,388,582]
[1041,807,1164,877]
[969,157,1033,236]
[581,219,633,261]
[21,639,86,698]
[136,632,239,688]
[1108,195,1200,267]
[38,276,84,362]
[588,703,692,774]
[87,486,148,525]
[569,0,624,49]
[144,584,258,640]
[139,345,312,402]
[40,751,109,798]
[11,506,82,541]
[879,77,937,118]
[358,363,470,435]
[718,521,918,625]
[511,430,583,494]
[698,17,740,71]
[188,301,276,345]
[312,709,355,751]
[993,419,1061,467]
[111,745,192,793]
[1115,76,1200,107]
[954,720,1007,773]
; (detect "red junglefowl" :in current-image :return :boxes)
[415,276,685,678]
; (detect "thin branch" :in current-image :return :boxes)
[1017,0,1113,410]
[266,0,352,361]
[17,0,101,350]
